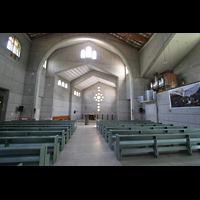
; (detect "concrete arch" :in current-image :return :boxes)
[34,35,135,119]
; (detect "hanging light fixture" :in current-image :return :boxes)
[176,40,182,67]
[186,42,192,68]
[167,43,171,68]
[162,33,167,64]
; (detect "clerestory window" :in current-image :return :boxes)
[80,46,97,59]
[7,36,21,58]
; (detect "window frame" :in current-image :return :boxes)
[92,50,97,59]
[80,46,96,60]
[58,80,61,86]
[81,49,86,58]
[86,46,92,58]
[7,36,21,58]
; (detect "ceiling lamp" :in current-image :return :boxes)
[176,40,182,67]
[162,33,167,64]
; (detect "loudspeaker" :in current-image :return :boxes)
[18,106,24,112]
[139,108,143,113]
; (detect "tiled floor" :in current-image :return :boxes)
[53,121,200,166]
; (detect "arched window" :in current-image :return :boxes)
[65,83,68,89]
[58,80,61,86]
[80,46,97,60]
[74,91,76,95]
[92,50,97,59]
[7,36,21,58]
[62,81,65,87]
[86,46,92,58]
[81,49,85,58]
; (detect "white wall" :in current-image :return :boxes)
[145,102,157,123]
[71,87,82,120]
[0,33,31,121]
[36,66,46,119]
[53,75,70,117]
[81,82,117,120]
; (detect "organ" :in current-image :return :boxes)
[150,70,177,92]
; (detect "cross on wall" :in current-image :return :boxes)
[93,87,104,111]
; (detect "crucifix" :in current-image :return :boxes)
[93,87,104,112]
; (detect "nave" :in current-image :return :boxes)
[53,120,200,166]
[53,120,122,166]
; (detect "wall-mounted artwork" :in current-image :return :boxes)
[169,82,200,108]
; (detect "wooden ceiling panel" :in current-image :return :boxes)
[27,33,154,51]
[109,33,153,51]
[27,33,52,40]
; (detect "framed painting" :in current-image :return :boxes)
[169,82,200,108]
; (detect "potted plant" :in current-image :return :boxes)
[93,113,97,120]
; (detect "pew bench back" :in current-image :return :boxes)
[114,132,200,160]
[0,145,50,166]
[0,136,59,164]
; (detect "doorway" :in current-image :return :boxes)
[0,87,9,122]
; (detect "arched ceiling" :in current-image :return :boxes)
[27,33,154,51]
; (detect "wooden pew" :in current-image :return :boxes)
[0,145,50,166]
[0,130,66,151]
[114,132,200,160]
[104,126,188,143]
[0,120,77,134]
[97,120,152,132]
[108,129,200,150]
[0,136,59,164]
[0,125,71,139]
[99,121,171,136]
[102,123,175,138]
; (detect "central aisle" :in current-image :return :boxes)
[53,121,122,166]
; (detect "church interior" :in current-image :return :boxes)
[0,33,200,166]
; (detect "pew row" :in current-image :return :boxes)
[0,145,50,166]
[108,129,200,150]
[105,126,188,143]
[0,120,77,134]
[0,130,66,151]
[0,125,71,139]
[114,132,200,160]
[0,136,59,164]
